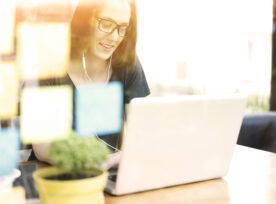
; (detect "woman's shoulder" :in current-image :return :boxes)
[116,57,144,78]
[115,57,150,103]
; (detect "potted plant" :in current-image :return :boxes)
[33,132,110,204]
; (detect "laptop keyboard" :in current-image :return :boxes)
[108,174,117,182]
[108,166,118,182]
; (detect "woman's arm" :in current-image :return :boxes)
[101,151,121,170]
[32,143,51,164]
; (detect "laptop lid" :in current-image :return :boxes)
[109,94,247,195]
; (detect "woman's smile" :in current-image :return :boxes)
[99,42,115,50]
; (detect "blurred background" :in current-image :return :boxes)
[12,0,274,112]
[0,0,275,160]
[136,0,272,113]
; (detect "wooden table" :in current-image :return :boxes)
[104,145,276,204]
[22,145,276,204]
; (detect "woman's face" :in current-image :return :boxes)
[89,0,131,61]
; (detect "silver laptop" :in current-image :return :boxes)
[105,94,247,195]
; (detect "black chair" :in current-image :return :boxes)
[237,112,276,153]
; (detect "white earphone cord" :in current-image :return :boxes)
[95,133,120,151]
[82,54,117,150]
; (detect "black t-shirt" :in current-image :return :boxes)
[27,57,150,159]
[110,58,150,104]
[58,57,151,149]
[55,57,150,104]
[97,58,151,148]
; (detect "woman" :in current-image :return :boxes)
[69,0,149,101]
[33,0,150,167]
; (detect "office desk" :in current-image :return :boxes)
[104,145,276,204]
[22,145,276,204]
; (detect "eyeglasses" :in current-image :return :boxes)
[96,17,129,37]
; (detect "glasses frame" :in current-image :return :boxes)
[96,17,129,37]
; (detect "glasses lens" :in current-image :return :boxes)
[98,18,128,37]
[118,26,128,37]
[99,19,116,32]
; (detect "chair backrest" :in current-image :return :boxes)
[237,112,276,153]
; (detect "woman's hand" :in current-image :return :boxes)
[101,151,121,170]
[32,143,51,164]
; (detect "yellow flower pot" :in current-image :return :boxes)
[33,167,107,204]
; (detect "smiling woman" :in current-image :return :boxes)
[68,0,149,96]
[70,0,136,80]
[32,0,150,165]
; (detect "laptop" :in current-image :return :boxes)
[105,94,247,195]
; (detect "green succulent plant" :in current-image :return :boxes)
[48,132,110,177]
